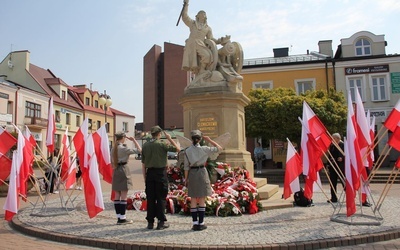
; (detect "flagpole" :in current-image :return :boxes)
[0,179,36,205]
[374,166,399,213]
[368,145,392,182]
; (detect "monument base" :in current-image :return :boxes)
[180,85,254,178]
[217,149,254,178]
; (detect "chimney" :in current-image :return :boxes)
[273,47,289,58]
[318,40,333,57]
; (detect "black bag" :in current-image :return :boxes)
[294,188,313,207]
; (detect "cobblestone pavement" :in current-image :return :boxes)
[1,158,400,249]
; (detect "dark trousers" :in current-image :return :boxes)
[145,168,169,223]
[45,171,56,193]
[329,165,344,201]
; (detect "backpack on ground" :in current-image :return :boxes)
[293,188,313,207]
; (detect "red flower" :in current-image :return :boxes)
[248,199,258,214]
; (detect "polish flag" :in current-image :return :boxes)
[344,137,356,217]
[384,99,400,132]
[303,133,324,200]
[61,128,76,189]
[23,126,36,148]
[73,118,88,170]
[303,101,331,153]
[0,153,12,184]
[354,89,371,168]
[367,111,375,169]
[82,134,104,218]
[388,126,400,152]
[283,139,302,199]
[3,151,21,221]
[0,127,17,155]
[92,125,113,184]
[65,155,77,189]
[346,91,364,191]
[16,129,33,200]
[46,97,56,153]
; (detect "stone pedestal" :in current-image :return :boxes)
[179,84,254,177]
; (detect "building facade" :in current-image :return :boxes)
[241,31,400,168]
[333,31,400,165]
[143,42,188,132]
[0,50,135,157]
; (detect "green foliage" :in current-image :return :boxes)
[245,88,347,144]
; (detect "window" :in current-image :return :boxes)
[85,97,90,105]
[106,122,110,133]
[61,90,66,100]
[66,113,71,125]
[97,120,101,130]
[355,38,371,56]
[122,122,128,132]
[76,115,81,127]
[25,101,41,117]
[348,76,364,101]
[55,110,61,122]
[370,74,389,101]
[252,81,273,89]
[94,100,99,108]
[295,79,315,94]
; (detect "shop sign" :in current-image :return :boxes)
[391,72,400,93]
[345,64,389,75]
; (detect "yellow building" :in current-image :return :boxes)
[70,85,115,147]
[241,42,335,168]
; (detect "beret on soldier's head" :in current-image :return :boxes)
[151,125,162,134]
[115,131,126,139]
[191,130,202,137]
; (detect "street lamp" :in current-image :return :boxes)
[98,90,112,132]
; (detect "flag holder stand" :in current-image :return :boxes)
[29,170,77,217]
[330,189,383,226]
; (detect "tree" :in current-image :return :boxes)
[245,88,347,145]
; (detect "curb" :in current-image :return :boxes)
[10,216,400,250]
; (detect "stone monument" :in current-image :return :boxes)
[178,0,254,176]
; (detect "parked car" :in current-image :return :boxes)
[167,151,178,159]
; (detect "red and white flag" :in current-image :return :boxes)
[303,101,331,153]
[344,137,356,217]
[0,127,17,155]
[300,103,325,200]
[0,153,12,184]
[61,127,76,189]
[92,125,113,184]
[46,97,56,154]
[3,150,21,221]
[65,154,77,189]
[354,89,371,168]
[346,91,364,191]
[23,126,36,148]
[73,117,88,170]
[367,111,375,169]
[16,129,33,200]
[383,99,400,132]
[283,139,302,199]
[82,134,104,218]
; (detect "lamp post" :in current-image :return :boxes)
[98,90,112,132]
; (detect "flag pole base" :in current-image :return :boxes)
[330,213,382,226]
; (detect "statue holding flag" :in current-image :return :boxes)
[179,0,243,88]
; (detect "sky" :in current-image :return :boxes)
[1,0,400,123]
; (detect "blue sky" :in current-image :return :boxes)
[1,0,399,122]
